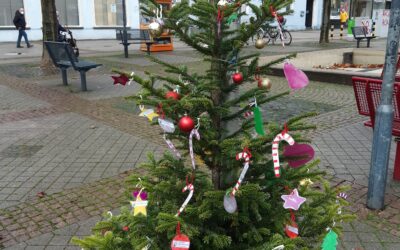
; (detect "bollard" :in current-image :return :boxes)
[340,24,343,39]
[372,21,376,37]
[330,25,334,39]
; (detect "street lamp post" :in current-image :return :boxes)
[122,0,129,58]
[367,1,400,210]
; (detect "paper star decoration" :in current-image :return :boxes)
[139,106,159,121]
[130,197,148,216]
[281,188,306,210]
[299,178,313,186]
[111,74,130,85]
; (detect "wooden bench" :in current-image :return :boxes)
[352,76,400,180]
[44,41,102,91]
[116,29,153,55]
[351,26,375,48]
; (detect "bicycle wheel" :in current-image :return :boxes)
[280,30,292,46]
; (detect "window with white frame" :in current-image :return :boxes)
[55,0,79,26]
[94,0,123,26]
[0,0,24,26]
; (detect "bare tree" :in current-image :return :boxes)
[40,0,58,69]
[319,0,332,44]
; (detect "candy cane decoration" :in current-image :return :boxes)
[231,148,252,196]
[164,134,181,159]
[244,111,253,118]
[272,129,295,177]
[175,182,194,217]
[189,128,200,170]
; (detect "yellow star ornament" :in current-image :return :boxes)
[131,197,148,216]
[139,105,159,122]
[299,178,314,186]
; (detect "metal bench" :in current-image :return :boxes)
[116,29,154,56]
[44,41,102,91]
[351,26,375,48]
[352,76,400,180]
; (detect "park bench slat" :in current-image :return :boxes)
[351,26,376,48]
[116,29,154,55]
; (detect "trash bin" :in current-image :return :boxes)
[348,19,355,35]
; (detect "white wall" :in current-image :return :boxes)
[312,0,323,29]
[284,1,307,30]
[0,0,141,42]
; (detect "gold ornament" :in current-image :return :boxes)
[299,178,313,186]
[258,78,272,89]
[255,38,266,49]
[139,105,159,121]
[148,20,163,38]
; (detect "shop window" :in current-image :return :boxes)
[0,0,24,26]
[94,0,123,26]
[56,0,79,26]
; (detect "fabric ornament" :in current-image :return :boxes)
[281,188,306,210]
[189,128,200,170]
[272,125,295,177]
[223,148,252,213]
[283,143,315,168]
[285,210,298,239]
[283,61,309,91]
[321,230,338,250]
[171,222,190,250]
[175,177,194,217]
[111,74,129,86]
[130,188,148,216]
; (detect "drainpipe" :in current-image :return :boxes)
[122,0,129,58]
[367,0,400,210]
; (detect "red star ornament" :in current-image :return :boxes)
[111,74,129,86]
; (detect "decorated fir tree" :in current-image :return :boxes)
[72,0,353,249]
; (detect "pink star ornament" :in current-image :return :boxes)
[281,188,306,210]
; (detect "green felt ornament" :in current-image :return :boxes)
[322,230,338,250]
[253,106,265,135]
[227,13,238,25]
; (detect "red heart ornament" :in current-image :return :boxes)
[283,143,315,168]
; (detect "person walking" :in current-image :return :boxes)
[339,8,349,27]
[13,8,33,48]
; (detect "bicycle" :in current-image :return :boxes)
[256,18,292,46]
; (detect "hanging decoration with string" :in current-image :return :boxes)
[223,148,252,213]
[130,180,148,217]
[175,176,194,217]
[285,210,299,239]
[138,95,159,122]
[283,60,309,91]
[171,222,190,250]
[272,124,295,177]
[157,104,181,158]
[249,98,265,136]
[189,119,201,170]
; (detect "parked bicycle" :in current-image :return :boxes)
[256,18,292,46]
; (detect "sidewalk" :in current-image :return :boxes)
[0,31,399,249]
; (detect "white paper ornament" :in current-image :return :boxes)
[223,195,237,213]
[158,118,175,133]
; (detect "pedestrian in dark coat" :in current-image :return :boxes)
[13,8,33,48]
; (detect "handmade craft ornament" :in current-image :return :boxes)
[255,38,266,49]
[189,128,200,170]
[224,148,252,213]
[217,0,228,8]
[111,74,129,86]
[281,188,306,210]
[171,222,190,250]
[272,127,295,177]
[253,105,265,136]
[283,61,309,90]
[178,115,195,133]
[258,77,272,89]
[158,118,175,133]
[283,143,315,168]
[139,105,159,122]
[272,245,285,250]
[227,13,238,25]
[244,110,253,118]
[133,190,148,200]
[232,71,244,84]
[130,189,148,216]
[175,179,194,216]
[299,178,313,186]
[285,221,299,239]
[321,230,338,250]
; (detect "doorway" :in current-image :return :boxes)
[305,0,314,28]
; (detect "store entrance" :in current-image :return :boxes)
[305,0,313,28]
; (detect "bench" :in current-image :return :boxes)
[116,29,154,56]
[44,41,102,91]
[352,76,400,180]
[351,26,375,48]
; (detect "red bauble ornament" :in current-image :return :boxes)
[232,72,243,84]
[178,116,195,133]
[122,226,129,232]
[171,234,190,250]
[277,15,284,23]
[165,91,180,100]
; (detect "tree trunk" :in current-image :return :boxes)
[40,0,58,72]
[319,0,332,44]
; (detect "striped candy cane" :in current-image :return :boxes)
[164,134,181,158]
[189,128,200,170]
[175,183,194,217]
[231,148,252,196]
[272,131,295,177]
[244,111,253,118]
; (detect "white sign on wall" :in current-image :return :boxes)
[355,17,373,35]
[111,3,117,13]
[373,9,390,37]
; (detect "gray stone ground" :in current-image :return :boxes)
[0,31,399,249]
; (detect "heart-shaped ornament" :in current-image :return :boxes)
[283,143,315,168]
[283,62,309,90]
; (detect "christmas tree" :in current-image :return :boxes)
[72,0,354,249]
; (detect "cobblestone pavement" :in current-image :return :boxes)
[1,37,400,249]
